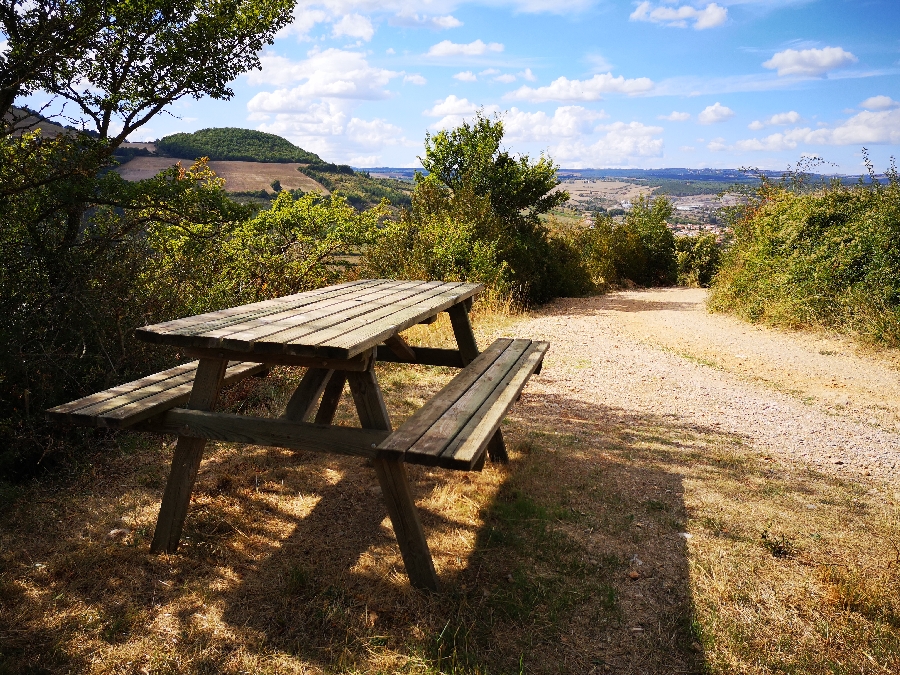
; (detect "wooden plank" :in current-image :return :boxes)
[437,342,548,471]
[47,361,201,416]
[151,357,227,553]
[260,281,449,354]
[347,368,438,591]
[282,368,332,422]
[323,283,483,357]
[48,361,266,428]
[136,279,378,340]
[375,346,465,368]
[403,340,531,464]
[294,282,461,355]
[377,339,512,456]
[138,409,385,458]
[447,303,480,365]
[384,335,417,362]
[182,347,375,371]
[195,280,423,344]
[314,371,346,424]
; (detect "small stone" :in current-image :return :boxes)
[834,460,844,465]
[108,528,129,539]
[679,532,693,539]
[628,570,641,580]
[507,574,514,583]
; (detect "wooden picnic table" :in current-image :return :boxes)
[48,279,548,591]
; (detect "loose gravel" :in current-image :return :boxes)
[513,288,900,483]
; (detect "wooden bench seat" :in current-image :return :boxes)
[47,361,267,429]
[377,338,548,470]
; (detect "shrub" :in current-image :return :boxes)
[709,160,900,346]
[676,233,721,287]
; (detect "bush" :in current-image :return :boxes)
[709,161,900,346]
[676,233,721,287]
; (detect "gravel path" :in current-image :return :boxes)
[514,288,900,483]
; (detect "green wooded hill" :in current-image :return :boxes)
[156,127,324,163]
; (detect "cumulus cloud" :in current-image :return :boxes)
[247,49,398,98]
[506,72,654,102]
[550,121,665,167]
[503,106,608,142]
[427,39,504,57]
[860,95,898,111]
[732,109,900,152]
[494,73,517,83]
[332,13,375,41]
[659,111,690,121]
[422,95,500,130]
[519,68,537,82]
[630,2,727,30]
[748,110,800,130]
[453,71,477,82]
[763,47,857,77]
[403,74,427,85]
[698,102,735,124]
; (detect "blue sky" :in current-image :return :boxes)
[54,1,900,171]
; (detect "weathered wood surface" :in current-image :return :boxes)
[151,358,227,553]
[183,347,375,371]
[138,408,385,458]
[348,368,439,592]
[135,279,483,360]
[282,368,332,422]
[384,334,417,362]
[46,360,266,428]
[377,339,549,471]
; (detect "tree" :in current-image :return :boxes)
[415,111,570,304]
[418,111,567,232]
[624,195,677,285]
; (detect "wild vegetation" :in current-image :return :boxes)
[710,156,900,347]
[157,128,323,164]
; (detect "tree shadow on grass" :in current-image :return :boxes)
[0,385,750,674]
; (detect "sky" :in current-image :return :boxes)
[34,0,900,171]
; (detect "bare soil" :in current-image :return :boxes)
[114,157,327,193]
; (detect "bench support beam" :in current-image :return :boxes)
[347,368,439,592]
[151,357,227,554]
[447,304,509,464]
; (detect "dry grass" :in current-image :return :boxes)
[2,305,900,673]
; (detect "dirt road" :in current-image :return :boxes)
[515,288,900,482]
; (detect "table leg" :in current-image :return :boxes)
[314,371,346,424]
[283,368,333,421]
[447,304,509,464]
[151,357,227,553]
[347,368,439,592]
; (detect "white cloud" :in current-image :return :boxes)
[332,13,375,41]
[630,2,727,30]
[748,110,800,129]
[698,102,735,124]
[519,68,537,82]
[346,117,414,149]
[480,68,500,76]
[732,109,900,152]
[424,94,481,117]
[277,8,328,40]
[427,39,504,57]
[503,106,608,142]
[551,121,665,167]
[404,74,427,85]
[680,145,695,152]
[247,49,398,99]
[391,13,463,29]
[494,73,517,83]
[422,95,500,130]
[707,137,728,152]
[506,72,654,102]
[453,71,477,82]
[659,111,690,121]
[763,46,857,77]
[860,95,898,111]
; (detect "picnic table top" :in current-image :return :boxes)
[135,279,483,360]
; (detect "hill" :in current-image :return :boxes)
[156,128,324,164]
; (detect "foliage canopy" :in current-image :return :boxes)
[158,127,323,164]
